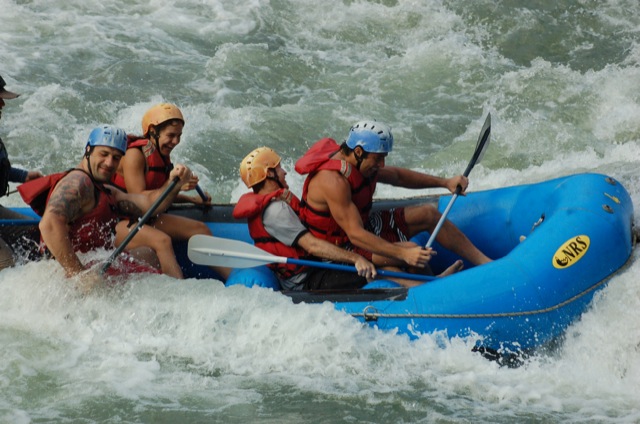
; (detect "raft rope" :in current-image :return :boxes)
[354,252,636,322]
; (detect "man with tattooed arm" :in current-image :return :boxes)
[36,125,192,292]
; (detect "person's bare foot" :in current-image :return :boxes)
[438,259,464,277]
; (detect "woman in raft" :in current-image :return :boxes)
[112,103,230,280]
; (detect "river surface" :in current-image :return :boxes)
[1,0,639,422]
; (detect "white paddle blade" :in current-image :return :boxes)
[187,234,286,268]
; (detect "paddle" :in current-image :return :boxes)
[101,177,180,274]
[425,113,491,248]
[188,234,436,282]
[195,184,208,202]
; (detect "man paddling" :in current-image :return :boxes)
[233,147,377,290]
[294,120,491,274]
[33,125,193,293]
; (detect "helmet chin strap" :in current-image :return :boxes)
[84,147,96,180]
[150,131,164,156]
[266,170,284,189]
[267,176,284,189]
[82,150,107,189]
[354,149,366,170]
[149,127,168,159]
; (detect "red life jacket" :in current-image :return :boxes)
[233,189,308,279]
[294,138,377,246]
[112,136,173,191]
[19,169,118,253]
[18,169,71,216]
[64,185,119,253]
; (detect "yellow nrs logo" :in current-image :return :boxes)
[552,235,590,269]
[604,192,620,204]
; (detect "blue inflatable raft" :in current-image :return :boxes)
[1,172,635,359]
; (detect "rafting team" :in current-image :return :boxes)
[0,75,491,293]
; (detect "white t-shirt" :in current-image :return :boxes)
[262,200,308,246]
[262,200,309,288]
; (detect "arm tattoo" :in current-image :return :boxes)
[47,173,94,223]
[116,199,144,218]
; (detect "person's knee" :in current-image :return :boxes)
[193,221,212,236]
[406,204,440,228]
[420,204,440,221]
[129,246,161,269]
[151,232,175,252]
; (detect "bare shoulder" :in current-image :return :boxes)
[307,169,352,210]
[46,171,95,220]
[52,171,94,199]
[313,169,350,189]
[121,148,148,193]
[123,147,146,165]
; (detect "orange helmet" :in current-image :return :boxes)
[141,103,184,137]
[239,147,281,188]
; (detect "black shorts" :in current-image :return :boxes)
[301,268,368,291]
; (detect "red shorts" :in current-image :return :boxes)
[347,208,409,260]
[87,254,161,277]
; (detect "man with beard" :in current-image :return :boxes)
[36,125,192,292]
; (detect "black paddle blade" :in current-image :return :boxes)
[463,113,491,177]
[425,113,493,247]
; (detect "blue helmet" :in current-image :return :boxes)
[86,125,127,154]
[346,120,393,153]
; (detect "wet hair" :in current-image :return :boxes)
[251,179,266,193]
[150,118,182,139]
[340,141,368,158]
